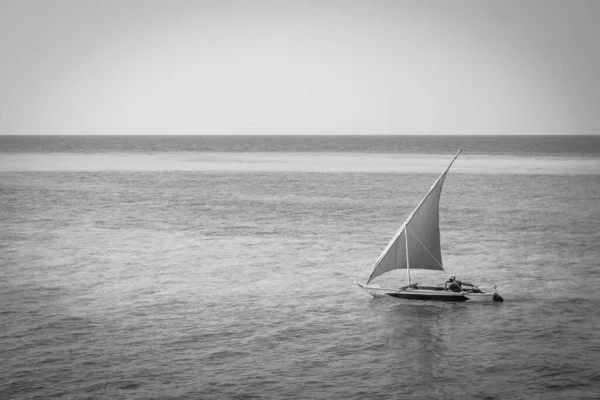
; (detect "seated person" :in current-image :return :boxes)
[445,275,478,292]
[445,275,462,292]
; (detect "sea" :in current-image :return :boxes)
[1,135,599,400]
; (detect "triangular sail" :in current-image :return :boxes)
[366,149,461,284]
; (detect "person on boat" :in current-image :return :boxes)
[445,275,462,292]
[445,275,477,292]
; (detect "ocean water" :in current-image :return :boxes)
[1,135,599,399]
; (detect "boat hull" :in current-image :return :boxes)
[356,281,500,303]
[388,290,469,302]
[464,292,495,302]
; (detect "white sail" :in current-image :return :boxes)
[366,149,462,284]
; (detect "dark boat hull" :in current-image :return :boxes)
[387,291,469,302]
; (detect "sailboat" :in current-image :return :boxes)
[356,149,503,303]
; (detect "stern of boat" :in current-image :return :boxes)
[464,285,504,302]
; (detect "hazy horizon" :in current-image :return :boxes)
[1,0,599,136]
[1,133,598,137]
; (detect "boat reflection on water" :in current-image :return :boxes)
[366,299,503,396]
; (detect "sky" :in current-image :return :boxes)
[0,0,599,135]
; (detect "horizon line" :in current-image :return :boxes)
[1,133,599,137]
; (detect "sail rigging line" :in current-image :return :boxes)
[366,149,462,284]
[407,227,445,270]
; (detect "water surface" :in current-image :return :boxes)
[1,136,599,399]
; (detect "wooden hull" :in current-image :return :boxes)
[355,281,501,303]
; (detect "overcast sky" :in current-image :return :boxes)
[1,0,599,135]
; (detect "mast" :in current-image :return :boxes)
[405,227,410,285]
